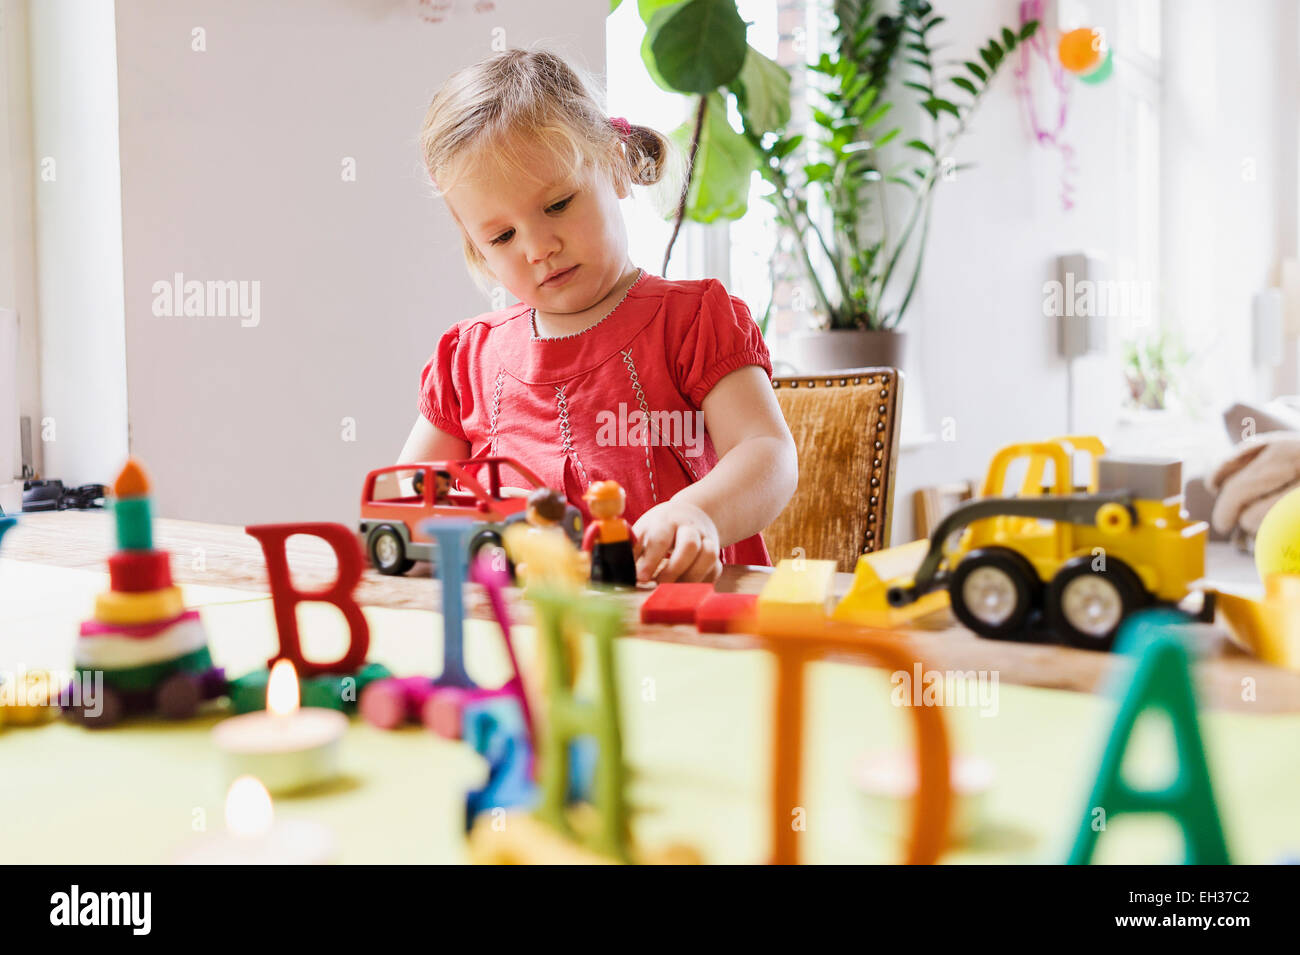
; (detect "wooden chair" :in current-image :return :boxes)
[913,481,976,540]
[762,368,903,572]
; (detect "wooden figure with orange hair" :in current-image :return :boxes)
[582,480,637,588]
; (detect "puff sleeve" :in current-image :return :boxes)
[418,324,468,441]
[673,280,773,407]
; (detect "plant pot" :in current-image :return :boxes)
[788,328,905,374]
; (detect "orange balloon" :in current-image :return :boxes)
[1059,27,1106,74]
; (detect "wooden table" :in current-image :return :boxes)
[6,510,1300,714]
[7,510,1300,864]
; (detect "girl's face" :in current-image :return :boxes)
[444,136,632,314]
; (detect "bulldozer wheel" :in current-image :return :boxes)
[949,547,1040,641]
[1047,556,1148,652]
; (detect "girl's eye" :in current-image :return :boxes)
[490,229,514,246]
[547,195,574,213]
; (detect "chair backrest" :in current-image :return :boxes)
[762,368,902,572]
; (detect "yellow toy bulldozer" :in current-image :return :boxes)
[834,436,1211,651]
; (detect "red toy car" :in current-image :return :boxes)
[358,457,582,576]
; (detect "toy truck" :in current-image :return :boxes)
[837,436,1211,651]
[359,456,582,576]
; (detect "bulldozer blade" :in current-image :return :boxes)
[832,539,950,629]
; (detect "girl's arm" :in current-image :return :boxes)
[634,366,798,581]
[381,417,470,498]
[398,415,470,463]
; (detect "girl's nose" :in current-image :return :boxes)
[523,228,561,265]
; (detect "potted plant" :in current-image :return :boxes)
[737,0,1038,371]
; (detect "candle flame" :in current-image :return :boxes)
[266,658,300,716]
[113,458,151,498]
[225,775,273,838]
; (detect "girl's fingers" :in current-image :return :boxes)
[635,525,675,582]
[657,526,702,583]
[682,538,721,583]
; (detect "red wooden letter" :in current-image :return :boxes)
[245,522,370,677]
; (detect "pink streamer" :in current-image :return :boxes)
[1014,0,1076,211]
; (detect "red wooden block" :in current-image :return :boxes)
[696,592,758,633]
[108,550,173,593]
[639,582,715,625]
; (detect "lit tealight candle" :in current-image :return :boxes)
[212,660,347,794]
[176,776,336,864]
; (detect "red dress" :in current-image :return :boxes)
[418,271,773,567]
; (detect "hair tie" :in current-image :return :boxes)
[610,116,632,138]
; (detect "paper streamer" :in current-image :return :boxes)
[1014,0,1077,211]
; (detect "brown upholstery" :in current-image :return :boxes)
[762,368,902,572]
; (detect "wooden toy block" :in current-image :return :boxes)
[757,558,839,626]
[107,550,173,593]
[696,592,758,633]
[0,670,61,727]
[468,811,618,865]
[639,582,714,625]
[93,586,185,626]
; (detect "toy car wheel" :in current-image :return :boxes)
[949,547,1040,640]
[369,525,414,576]
[469,529,514,580]
[1047,556,1148,652]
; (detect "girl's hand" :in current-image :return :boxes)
[632,499,722,583]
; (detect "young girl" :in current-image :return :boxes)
[400,49,797,583]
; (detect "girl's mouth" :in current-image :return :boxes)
[542,266,578,288]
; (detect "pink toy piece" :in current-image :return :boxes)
[360,679,410,729]
[423,686,478,739]
[79,609,202,640]
[422,683,524,740]
[360,675,437,729]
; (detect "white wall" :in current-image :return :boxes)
[114,0,607,525]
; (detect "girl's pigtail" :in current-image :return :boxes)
[622,124,671,187]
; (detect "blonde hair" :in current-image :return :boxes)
[419,49,677,287]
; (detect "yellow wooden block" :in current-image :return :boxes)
[757,558,839,625]
[1215,575,1300,671]
[467,811,702,865]
[93,586,184,626]
[0,670,61,727]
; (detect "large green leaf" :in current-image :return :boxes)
[610,0,624,12]
[670,93,754,222]
[733,47,790,134]
[637,0,683,22]
[647,0,748,94]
